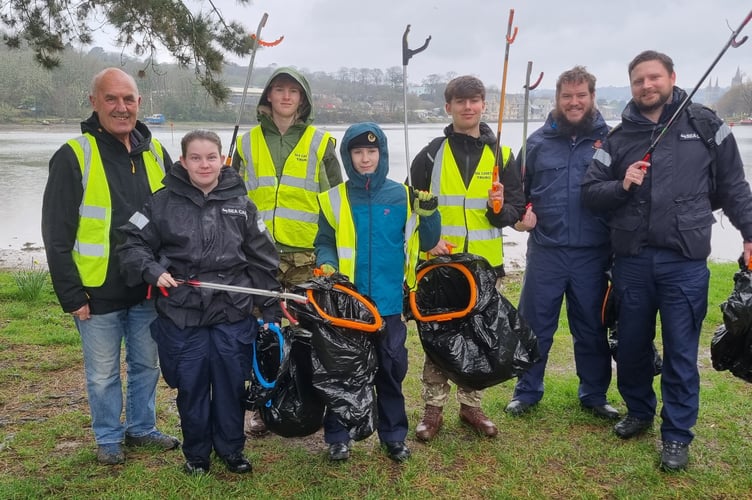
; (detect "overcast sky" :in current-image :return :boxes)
[206,0,750,91]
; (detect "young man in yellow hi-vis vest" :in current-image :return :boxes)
[42,68,179,465]
[232,67,343,436]
[408,75,526,441]
[315,122,440,463]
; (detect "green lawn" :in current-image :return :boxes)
[1,263,751,499]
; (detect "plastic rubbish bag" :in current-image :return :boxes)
[287,274,381,441]
[245,323,325,437]
[711,262,752,382]
[408,253,539,390]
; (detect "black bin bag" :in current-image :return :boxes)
[287,274,382,442]
[407,253,539,390]
[711,262,752,383]
[245,322,325,437]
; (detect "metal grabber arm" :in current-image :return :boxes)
[402,25,431,185]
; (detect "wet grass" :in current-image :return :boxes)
[1,264,752,498]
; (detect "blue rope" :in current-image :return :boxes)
[251,320,284,389]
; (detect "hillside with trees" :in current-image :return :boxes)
[1,44,749,126]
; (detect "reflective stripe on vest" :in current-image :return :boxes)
[430,140,507,267]
[318,184,419,286]
[68,134,166,286]
[237,126,329,247]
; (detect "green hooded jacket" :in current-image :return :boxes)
[232,67,343,253]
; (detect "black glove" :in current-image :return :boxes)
[413,189,438,217]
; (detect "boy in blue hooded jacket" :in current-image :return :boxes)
[315,122,440,462]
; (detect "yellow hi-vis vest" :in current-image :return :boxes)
[318,184,420,288]
[67,134,166,287]
[237,126,330,248]
[430,140,509,267]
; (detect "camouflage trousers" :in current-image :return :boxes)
[277,251,317,290]
[420,355,483,407]
[420,277,503,408]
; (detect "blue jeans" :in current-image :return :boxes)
[75,300,159,445]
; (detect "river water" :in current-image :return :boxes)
[2,121,751,268]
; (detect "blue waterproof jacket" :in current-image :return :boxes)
[582,87,752,259]
[314,122,441,315]
[523,111,610,248]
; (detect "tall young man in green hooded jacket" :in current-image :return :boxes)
[232,67,343,436]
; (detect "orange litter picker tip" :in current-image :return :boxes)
[409,261,478,323]
[305,285,383,333]
[223,13,284,166]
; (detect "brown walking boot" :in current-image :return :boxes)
[244,410,269,437]
[415,405,444,442]
[459,404,498,437]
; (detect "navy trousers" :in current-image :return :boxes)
[324,314,409,444]
[151,316,256,463]
[613,248,708,444]
[513,244,613,406]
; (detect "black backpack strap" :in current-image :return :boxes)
[686,103,721,208]
[686,103,719,149]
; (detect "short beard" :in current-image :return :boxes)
[553,107,595,138]
[634,92,671,114]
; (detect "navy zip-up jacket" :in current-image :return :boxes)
[582,87,752,259]
[522,110,610,248]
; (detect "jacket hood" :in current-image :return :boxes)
[339,122,389,191]
[257,67,314,125]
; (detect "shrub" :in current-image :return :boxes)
[12,260,49,301]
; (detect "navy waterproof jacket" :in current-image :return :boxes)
[522,110,610,248]
[314,122,441,316]
[582,87,752,260]
[117,164,282,328]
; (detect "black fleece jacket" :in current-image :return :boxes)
[42,113,173,314]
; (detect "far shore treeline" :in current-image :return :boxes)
[2,44,751,127]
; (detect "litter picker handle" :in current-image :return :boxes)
[492,165,502,213]
[224,13,275,166]
[639,9,751,164]
[402,25,431,183]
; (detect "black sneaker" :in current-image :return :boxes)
[221,453,252,474]
[328,442,350,462]
[581,403,620,420]
[613,415,653,439]
[184,460,210,475]
[382,441,411,463]
[660,441,689,472]
[505,399,536,416]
